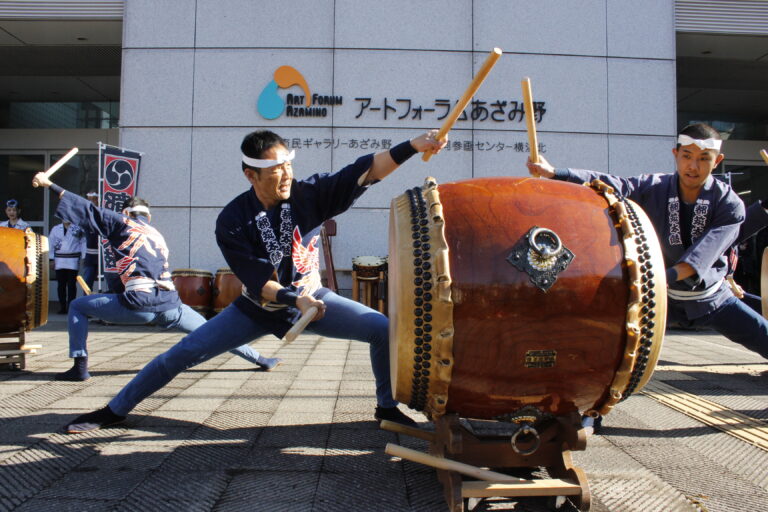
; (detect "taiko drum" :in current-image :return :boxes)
[0,227,49,333]
[171,269,213,317]
[388,177,667,421]
[212,268,243,314]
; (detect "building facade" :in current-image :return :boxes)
[2,0,766,293]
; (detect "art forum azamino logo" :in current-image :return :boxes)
[257,65,342,119]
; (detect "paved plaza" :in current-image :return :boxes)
[0,315,766,511]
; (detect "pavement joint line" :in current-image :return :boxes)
[643,380,768,451]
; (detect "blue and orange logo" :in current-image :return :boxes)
[257,65,342,119]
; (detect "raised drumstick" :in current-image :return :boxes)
[521,77,540,164]
[760,149,768,165]
[422,48,503,162]
[32,147,79,187]
[283,306,318,342]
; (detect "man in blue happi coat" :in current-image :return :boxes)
[527,123,768,357]
[30,175,278,381]
[60,129,446,433]
[528,123,767,435]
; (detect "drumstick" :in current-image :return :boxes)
[760,149,768,165]
[422,47,503,162]
[283,305,318,342]
[521,77,539,164]
[385,443,524,482]
[76,275,91,295]
[32,147,79,187]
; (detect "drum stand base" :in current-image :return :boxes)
[383,412,591,511]
[0,330,41,371]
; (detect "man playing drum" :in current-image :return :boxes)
[29,177,280,381]
[529,123,768,434]
[528,123,768,358]
[61,129,445,433]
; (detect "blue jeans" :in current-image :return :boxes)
[108,290,395,416]
[67,294,264,364]
[671,295,768,359]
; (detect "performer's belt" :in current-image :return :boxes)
[55,252,80,259]
[667,279,724,301]
[124,277,177,293]
[85,248,99,255]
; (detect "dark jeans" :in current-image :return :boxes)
[81,264,97,292]
[671,295,768,359]
[56,268,78,312]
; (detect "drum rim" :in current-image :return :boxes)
[389,178,455,419]
[25,229,49,331]
[587,181,667,416]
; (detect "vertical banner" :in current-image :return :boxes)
[98,143,142,273]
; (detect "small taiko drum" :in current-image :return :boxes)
[212,268,243,315]
[352,256,387,278]
[0,227,49,333]
[389,177,667,422]
[171,269,213,317]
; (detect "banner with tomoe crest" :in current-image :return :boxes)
[98,143,142,273]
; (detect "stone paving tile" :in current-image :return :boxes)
[314,471,410,511]
[239,446,326,472]
[11,498,118,511]
[114,470,228,511]
[35,469,146,499]
[256,424,329,448]
[213,471,319,510]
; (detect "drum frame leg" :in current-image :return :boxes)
[387,412,591,511]
[0,330,36,370]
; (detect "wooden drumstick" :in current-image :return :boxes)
[284,305,318,342]
[76,275,92,295]
[385,443,524,482]
[521,77,539,164]
[760,149,768,165]
[422,47,503,162]
[32,147,79,187]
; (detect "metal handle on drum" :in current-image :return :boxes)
[529,227,563,258]
[510,422,541,456]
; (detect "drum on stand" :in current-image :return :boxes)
[212,268,243,315]
[352,256,387,314]
[389,177,667,422]
[0,227,49,333]
[171,269,213,317]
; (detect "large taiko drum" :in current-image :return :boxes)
[0,227,49,333]
[171,269,213,317]
[212,268,243,315]
[389,177,667,422]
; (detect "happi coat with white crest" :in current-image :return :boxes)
[216,153,374,337]
[55,192,181,312]
[553,168,744,320]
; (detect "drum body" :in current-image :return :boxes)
[171,269,213,316]
[0,227,49,333]
[212,268,243,314]
[389,177,666,421]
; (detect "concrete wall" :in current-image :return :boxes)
[120,0,678,287]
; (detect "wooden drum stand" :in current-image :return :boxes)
[382,412,590,511]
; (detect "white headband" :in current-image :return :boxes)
[126,205,150,215]
[242,149,295,168]
[86,192,98,198]
[677,134,722,151]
